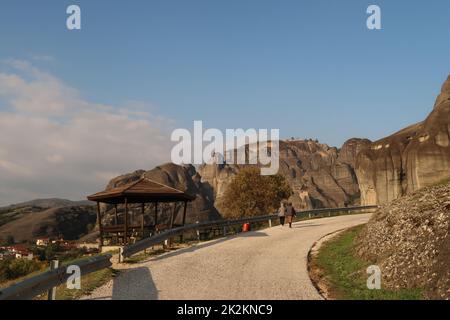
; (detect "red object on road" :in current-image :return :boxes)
[242,223,250,232]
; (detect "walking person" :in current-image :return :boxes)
[278,202,286,226]
[285,202,296,228]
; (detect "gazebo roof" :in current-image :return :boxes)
[87,178,196,204]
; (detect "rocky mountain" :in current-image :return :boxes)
[356,76,450,205]
[356,181,450,299]
[101,137,368,227]
[199,138,370,211]
[102,163,220,225]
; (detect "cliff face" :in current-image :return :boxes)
[199,138,370,211]
[356,76,450,205]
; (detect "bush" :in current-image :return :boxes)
[0,258,45,282]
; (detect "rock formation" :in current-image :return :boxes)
[356,76,450,205]
[103,163,220,225]
[199,138,370,211]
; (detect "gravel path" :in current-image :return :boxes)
[82,213,371,300]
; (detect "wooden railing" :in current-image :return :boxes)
[0,205,377,300]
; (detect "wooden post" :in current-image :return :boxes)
[47,260,59,300]
[118,247,124,263]
[180,201,188,243]
[169,203,176,229]
[141,203,145,238]
[114,204,119,245]
[96,202,103,249]
[154,202,158,231]
[124,198,128,245]
[168,203,176,247]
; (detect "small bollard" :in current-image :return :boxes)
[47,260,59,300]
[268,219,272,228]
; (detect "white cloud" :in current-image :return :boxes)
[30,55,54,62]
[0,60,173,206]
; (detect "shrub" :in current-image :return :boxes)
[0,258,45,282]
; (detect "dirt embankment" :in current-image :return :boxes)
[356,182,450,299]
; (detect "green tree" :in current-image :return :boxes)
[220,167,293,219]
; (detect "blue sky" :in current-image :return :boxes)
[1,0,449,144]
[0,0,449,204]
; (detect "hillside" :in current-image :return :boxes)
[0,199,95,242]
[356,181,450,299]
[0,198,92,211]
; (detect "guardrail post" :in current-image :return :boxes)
[268,219,272,228]
[47,260,59,300]
[119,247,124,263]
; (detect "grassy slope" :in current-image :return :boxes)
[51,268,117,300]
[312,225,423,300]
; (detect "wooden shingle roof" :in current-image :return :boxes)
[87,178,196,204]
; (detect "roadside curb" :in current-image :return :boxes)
[306,227,350,300]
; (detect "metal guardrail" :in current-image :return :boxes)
[0,254,112,300]
[0,205,378,300]
[120,205,378,260]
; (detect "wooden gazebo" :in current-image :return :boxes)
[87,178,196,247]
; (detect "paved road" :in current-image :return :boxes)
[83,213,371,300]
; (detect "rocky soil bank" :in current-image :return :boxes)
[356,182,450,299]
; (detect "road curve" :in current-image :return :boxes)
[83,213,372,300]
